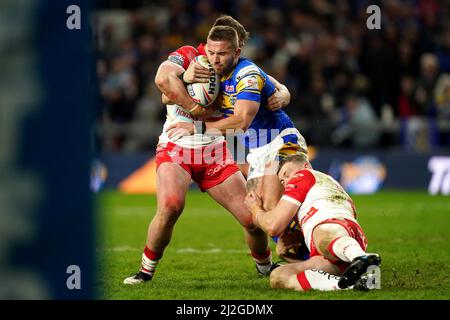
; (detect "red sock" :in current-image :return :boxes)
[251,249,272,265]
[144,246,163,260]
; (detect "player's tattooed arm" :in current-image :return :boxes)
[166,99,258,139]
[204,99,259,134]
[244,191,298,237]
[267,75,291,111]
[155,61,200,113]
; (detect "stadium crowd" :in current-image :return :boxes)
[94,0,450,153]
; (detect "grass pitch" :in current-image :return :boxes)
[96,190,450,300]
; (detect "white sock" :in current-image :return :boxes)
[256,263,272,275]
[253,250,272,274]
[297,269,342,291]
[141,247,162,276]
[330,236,366,263]
[141,253,160,276]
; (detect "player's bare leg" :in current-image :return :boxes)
[247,160,283,211]
[312,222,381,288]
[124,162,191,284]
[146,162,191,251]
[236,162,249,179]
[269,223,380,292]
[261,160,284,210]
[312,223,351,261]
[206,171,273,275]
[270,253,376,292]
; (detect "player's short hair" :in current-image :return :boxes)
[207,26,239,50]
[278,153,310,174]
[212,15,250,47]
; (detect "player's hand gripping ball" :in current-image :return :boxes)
[186,55,220,107]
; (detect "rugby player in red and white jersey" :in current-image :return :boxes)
[244,153,381,291]
[124,16,291,284]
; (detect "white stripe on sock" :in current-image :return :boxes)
[331,236,366,262]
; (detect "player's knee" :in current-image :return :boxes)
[234,209,260,231]
[242,220,262,234]
[269,267,289,289]
[159,195,185,217]
[313,223,348,258]
[154,74,169,90]
[269,267,284,289]
[316,238,334,260]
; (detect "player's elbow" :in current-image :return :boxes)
[236,119,251,132]
[154,74,169,91]
[238,124,249,132]
[155,74,178,102]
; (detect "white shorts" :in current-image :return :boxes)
[246,128,308,181]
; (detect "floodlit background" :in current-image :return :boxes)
[94,0,450,152]
[92,0,450,300]
[0,0,449,300]
[92,0,450,195]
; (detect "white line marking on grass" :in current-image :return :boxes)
[111,207,151,216]
[109,207,227,216]
[97,246,248,254]
[175,248,247,254]
[96,246,140,252]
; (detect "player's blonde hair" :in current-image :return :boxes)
[213,15,250,47]
[278,153,311,173]
[207,26,239,50]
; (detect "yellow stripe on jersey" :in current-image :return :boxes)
[236,74,265,94]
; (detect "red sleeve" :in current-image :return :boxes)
[282,170,316,205]
[167,45,199,70]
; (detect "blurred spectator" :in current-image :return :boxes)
[300,74,336,145]
[414,53,440,116]
[398,75,418,119]
[361,33,398,114]
[436,30,450,73]
[332,93,380,148]
[396,40,420,78]
[101,54,138,123]
[434,73,450,120]
[94,0,450,153]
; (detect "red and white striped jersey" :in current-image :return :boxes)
[158,44,224,148]
[281,169,358,250]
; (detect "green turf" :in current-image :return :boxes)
[95,190,450,300]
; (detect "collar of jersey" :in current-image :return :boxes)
[221,69,234,81]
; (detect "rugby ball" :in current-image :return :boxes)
[186,55,220,107]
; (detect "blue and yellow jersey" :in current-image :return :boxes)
[217,58,295,148]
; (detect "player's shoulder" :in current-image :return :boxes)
[288,169,316,185]
[167,45,200,68]
[172,45,199,55]
[234,58,263,81]
[283,169,316,200]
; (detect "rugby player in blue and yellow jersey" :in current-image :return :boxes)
[167,25,308,213]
